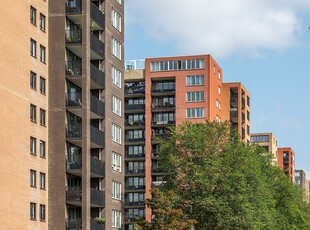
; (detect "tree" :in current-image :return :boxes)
[153,121,309,229]
[135,188,196,230]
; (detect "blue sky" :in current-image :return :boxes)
[124,0,310,177]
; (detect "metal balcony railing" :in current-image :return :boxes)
[66,28,82,44]
[66,61,82,76]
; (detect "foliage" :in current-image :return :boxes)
[145,121,310,230]
[135,188,196,230]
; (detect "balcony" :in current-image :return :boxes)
[90,33,105,60]
[152,102,175,112]
[125,153,145,160]
[90,95,104,119]
[66,124,82,147]
[90,219,105,230]
[152,120,175,127]
[66,218,82,230]
[125,137,145,145]
[151,181,166,188]
[242,112,245,124]
[151,133,172,142]
[90,1,105,30]
[66,186,105,207]
[125,120,145,130]
[66,28,82,44]
[66,156,105,178]
[242,97,245,109]
[125,104,145,112]
[125,83,145,97]
[152,168,164,175]
[125,169,145,176]
[90,126,104,148]
[230,109,238,123]
[125,185,145,191]
[66,0,82,15]
[90,63,105,89]
[125,201,145,207]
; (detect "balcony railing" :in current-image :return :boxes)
[90,33,104,59]
[125,137,145,142]
[90,63,105,89]
[125,201,145,206]
[66,218,82,230]
[91,188,105,207]
[152,133,172,141]
[152,120,175,125]
[152,88,175,93]
[91,157,105,177]
[125,86,145,95]
[90,126,104,147]
[66,28,82,44]
[125,120,145,126]
[66,92,82,107]
[90,1,104,29]
[230,109,238,123]
[66,124,82,139]
[66,186,82,202]
[90,219,105,230]
[125,185,145,190]
[125,104,145,110]
[125,153,145,158]
[66,0,82,14]
[66,61,82,76]
[126,169,145,175]
[152,181,166,188]
[90,95,104,118]
[152,103,175,109]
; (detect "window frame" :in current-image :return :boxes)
[30,6,37,25]
[112,37,122,60]
[39,13,46,32]
[40,204,46,221]
[112,181,122,200]
[40,45,46,63]
[40,77,46,94]
[30,136,37,155]
[112,151,122,172]
[112,95,122,116]
[30,169,36,187]
[30,104,37,122]
[40,108,46,126]
[112,123,122,144]
[112,210,122,228]
[39,140,46,158]
[111,9,122,32]
[112,66,122,88]
[30,39,37,58]
[40,172,46,190]
[30,203,36,220]
[30,71,37,90]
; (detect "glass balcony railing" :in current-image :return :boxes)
[66,0,82,14]
[66,29,82,44]
[66,61,82,76]
[66,92,82,107]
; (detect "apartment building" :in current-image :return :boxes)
[48,0,124,230]
[277,147,295,182]
[0,1,48,229]
[250,133,278,164]
[222,82,251,142]
[295,170,306,189]
[124,55,223,229]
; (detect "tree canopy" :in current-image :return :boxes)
[137,121,310,230]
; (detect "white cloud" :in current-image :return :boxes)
[126,0,310,58]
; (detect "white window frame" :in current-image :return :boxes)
[112,95,122,116]
[186,75,204,86]
[112,38,122,60]
[186,91,204,102]
[40,172,46,189]
[112,152,122,172]
[112,181,122,200]
[112,210,122,228]
[30,169,36,187]
[111,9,122,32]
[218,86,221,95]
[112,123,122,144]
[186,108,205,118]
[112,66,122,88]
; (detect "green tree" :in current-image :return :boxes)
[154,121,309,229]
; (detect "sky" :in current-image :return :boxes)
[124,0,310,178]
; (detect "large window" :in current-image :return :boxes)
[30,39,37,57]
[40,13,46,32]
[40,172,46,189]
[112,181,122,200]
[127,208,145,219]
[112,123,121,144]
[152,112,175,124]
[30,6,36,25]
[111,9,122,32]
[127,177,145,187]
[186,108,205,118]
[112,210,122,228]
[40,205,46,221]
[126,130,144,141]
[30,203,36,220]
[30,71,36,90]
[250,135,269,143]
[127,193,145,203]
[112,38,122,60]
[186,91,204,102]
[186,75,204,86]
[30,170,36,187]
[151,59,204,72]
[40,45,46,63]
[112,66,121,88]
[126,146,145,157]
[152,81,175,92]
[112,151,122,172]
[112,95,122,116]
[30,137,37,155]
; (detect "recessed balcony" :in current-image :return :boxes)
[125,169,145,176]
[230,108,238,123]
[65,62,104,90]
[66,219,104,230]
[125,104,145,112]
[66,156,105,178]
[90,33,105,60]
[90,126,104,148]
[66,186,105,207]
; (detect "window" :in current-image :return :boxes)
[151,59,204,72]
[30,170,36,187]
[30,71,36,89]
[218,86,221,95]
[112,95,122,116]
[112,123,121,144]
[216,100,220,109]
[30,39,37,57]
[112,152,122,172]
[40,141,45,157]
[30,6,36,25]
[213,65,216,74]
[215,115,221,123]
[111,9,122,32]
[112,66,121,88]
[40,109,46,126]
[186,91,204,102]
[186,75,204,86]
[247,96,250,106]
[40,205,46,221]
[30,137,36,155]
[40,14,46,32]
[247,125,250,135]
[30,104,36,122]
[40,77,46,94]
[115,0,122,4]
[250,135,269,143]
[30,203,36,220]
[40,45,46,63]
[40,172,46,189]
[112,210,122,228]
[112,38,122,60]
[126,146,145,157]
[112,181,122,200]
[186,108,205,118]
[218,71,221,79]
[247,110,250,121]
